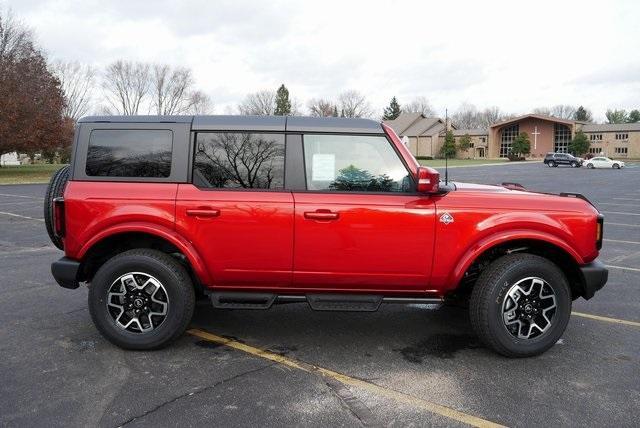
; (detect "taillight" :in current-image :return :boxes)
[596,214,604,250]
[53,197,65,238]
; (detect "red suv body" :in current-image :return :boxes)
[47,115,607,357]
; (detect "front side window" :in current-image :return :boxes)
[303,134,411,193]
[193,132,285,189]
[86,129,173,177]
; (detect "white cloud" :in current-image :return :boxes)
[6,0,640,118]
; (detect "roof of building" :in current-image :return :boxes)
[384,112,447,137]
[581,122,640,132]
[452,128,488,136]
[78,115,384,134]
[489,113,575,128]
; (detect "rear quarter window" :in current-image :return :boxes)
[85,129,173,177]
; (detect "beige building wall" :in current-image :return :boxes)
[583,131,640,158]
[454,135,488,159]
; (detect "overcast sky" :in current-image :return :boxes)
[6,0,640,120]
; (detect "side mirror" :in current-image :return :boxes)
[417,166,440,194]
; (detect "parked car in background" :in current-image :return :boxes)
[543,153,582,168]
[584,157,625,169]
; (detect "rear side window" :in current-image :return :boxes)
[193,132,285,189]
[303,134,411,192]
[86,129,173,177]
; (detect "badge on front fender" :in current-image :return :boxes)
[439,212,454,225]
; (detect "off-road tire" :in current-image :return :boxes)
[44,165,70,250]
[469,254,571,357]
[88,249,195,350]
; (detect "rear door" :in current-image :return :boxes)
[291,133,436,292]
[175,131,294,288]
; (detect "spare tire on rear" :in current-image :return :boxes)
[44,165,70,250]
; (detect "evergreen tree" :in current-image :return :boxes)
[382,96,402,120]
[511,132,531,158]
[568,130,590,156]
[627,109,640,123]
[439,130,457,158]
[457,134,472,154]
[273,84,292,116]
[574,106,593,122]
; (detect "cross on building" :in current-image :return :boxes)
[532,126,541,150]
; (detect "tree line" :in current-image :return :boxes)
[1,8,639,164]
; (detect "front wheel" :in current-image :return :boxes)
[570,161,578,168]
[469,254,571,357]
[88,249,195,350]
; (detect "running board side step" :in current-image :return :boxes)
[209,292,442,311]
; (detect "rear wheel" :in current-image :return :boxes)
[547,161,555,167]
[44,165,70,250]
[586,163,594,169]
[88,249,195,350]
[469,254,571,357]
[613,163,620,169]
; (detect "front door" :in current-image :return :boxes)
[175,131,293,288]
[292,134,436,292]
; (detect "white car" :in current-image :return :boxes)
[584,156,625,169]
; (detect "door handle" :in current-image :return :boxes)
[186,208,220,218]
[304,210,339,221]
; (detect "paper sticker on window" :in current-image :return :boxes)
[312,154,335,181]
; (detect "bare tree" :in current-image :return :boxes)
[337,90,373,118]
[188,90,213,114]
[550,105,577,120]
[452,103,480,129]
[238,90,276,115]
[478,106,503,128]
[534,105,577,120]
[307,98,336,117]
[151,64,199,115]
[102,60,151,115]
[0,9,32,62]
[403,96,435,117]
[51,60,95,120]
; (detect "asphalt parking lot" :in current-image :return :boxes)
[1,162,639,427]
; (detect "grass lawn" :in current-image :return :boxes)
[0,164,66,185]
[417,158,510,168]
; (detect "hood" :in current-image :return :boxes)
[451,182,512,192]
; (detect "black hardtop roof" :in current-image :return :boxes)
[78,115,383,134]
[78,115,384,134]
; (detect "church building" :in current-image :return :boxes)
[385,112,640,159]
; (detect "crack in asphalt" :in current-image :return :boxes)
[116,363,275,427]
[324,376,381,427]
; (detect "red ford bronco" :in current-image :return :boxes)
[45,115,607,357]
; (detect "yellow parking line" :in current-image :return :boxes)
[572,312,640,328]
[187,328,505,428]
